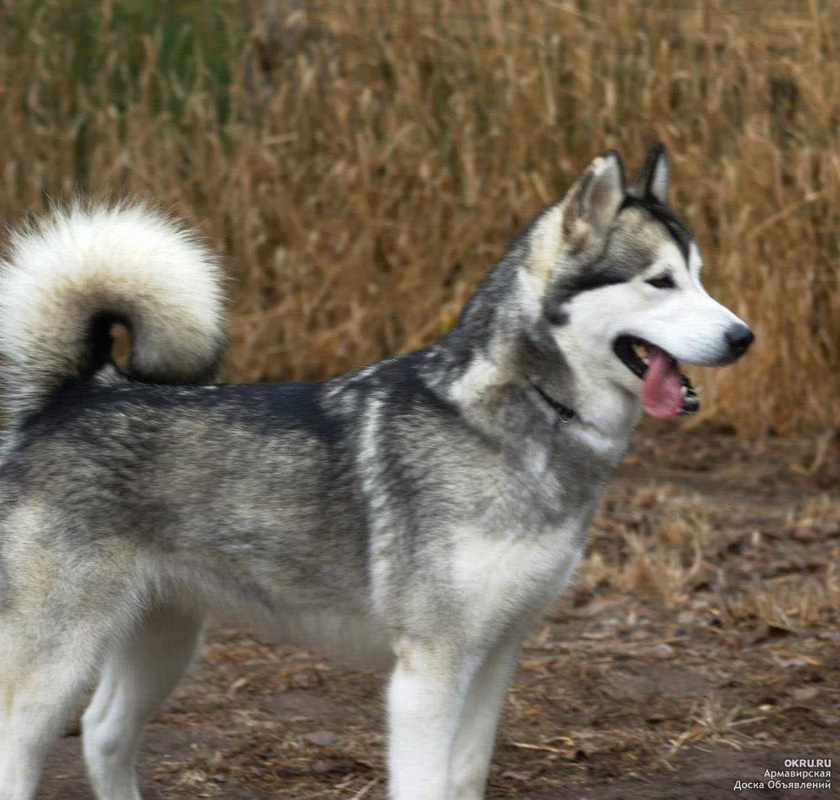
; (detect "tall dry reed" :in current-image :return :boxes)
[0,0,837,435]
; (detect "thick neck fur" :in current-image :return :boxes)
[420,233,640,471]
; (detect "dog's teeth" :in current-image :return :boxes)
[632,342,649,362]
[680,384,688,397]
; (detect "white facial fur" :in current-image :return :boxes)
[550,240,748,428]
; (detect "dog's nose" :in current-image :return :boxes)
[725,324,754,356]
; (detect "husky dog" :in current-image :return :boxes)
[0,145,752,800]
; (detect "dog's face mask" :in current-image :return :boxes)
[526,145,753,420]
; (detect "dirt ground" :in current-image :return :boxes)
[38,425,839,799]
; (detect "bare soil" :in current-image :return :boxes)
[38,426,839,799]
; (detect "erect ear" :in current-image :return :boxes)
[628,142,669,203]
[564,151,625,238]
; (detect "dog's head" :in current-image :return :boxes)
[519,144,752,424]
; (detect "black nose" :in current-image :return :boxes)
[725,324,754,356]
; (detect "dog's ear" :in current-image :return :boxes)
[563,151,625,240]
[628,143,669,203]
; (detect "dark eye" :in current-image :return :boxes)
[646,273,675,289]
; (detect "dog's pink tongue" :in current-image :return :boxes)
[642,346,682,419]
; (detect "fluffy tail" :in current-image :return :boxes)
[0,203,225,424]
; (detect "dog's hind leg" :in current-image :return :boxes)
[82,600,206,800]
[0,623,101,800]
[447,632,524,800]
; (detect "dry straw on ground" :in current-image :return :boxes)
[1,0,838,434]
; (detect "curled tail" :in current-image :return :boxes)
[0,203,225,424]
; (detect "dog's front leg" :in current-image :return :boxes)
[448,632,524,800]
[387,640,476,800]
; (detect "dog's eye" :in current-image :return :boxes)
[646,273,675,289]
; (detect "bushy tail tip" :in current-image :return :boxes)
[0,203,226,423]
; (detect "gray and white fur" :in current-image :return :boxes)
[0,147,752,800]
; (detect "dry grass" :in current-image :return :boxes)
[582,485,712,604]
[1,0,839,434]
[722,564,840,630]
[581,472,840,634]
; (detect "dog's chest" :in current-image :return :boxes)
[451,519,583,636]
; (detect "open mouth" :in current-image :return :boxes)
[613,335,699,419]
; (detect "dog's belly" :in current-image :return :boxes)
[148,549,393,667]
[212,601,394,668]
[274,608,393,666]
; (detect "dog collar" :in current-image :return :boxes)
[527,378,576,424]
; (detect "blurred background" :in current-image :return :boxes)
[1,0,838,435]
[4,2,837,798]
